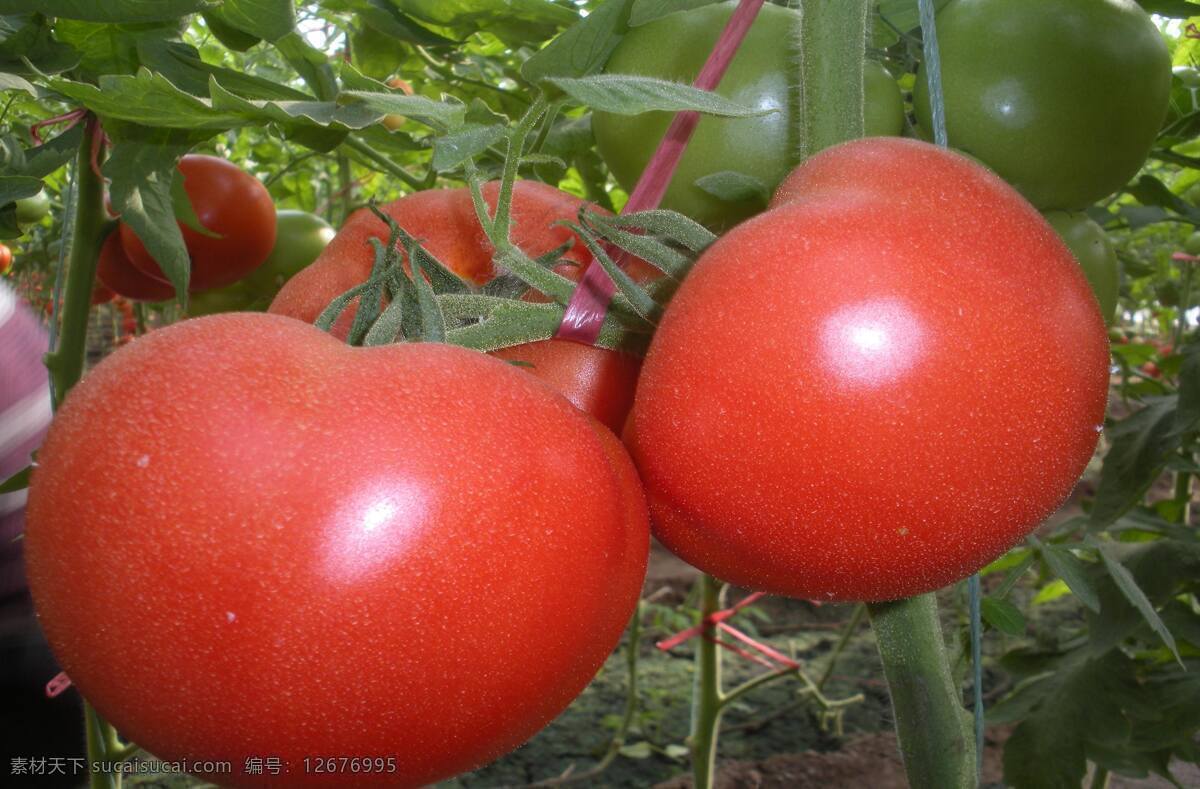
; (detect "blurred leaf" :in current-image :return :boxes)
[1093,541,1180,663]
[432,122,504,171]
[0,71,34,94]
[981,597,1025,636]
[0,14,80,74]
[0,465,29,493]
[0,0,204,22]
[1031,578,1071,606]
[1040,545,1100,612]
[1091,398,1193,526]
[1129,175,1200,221]
[631,0,720,26]
[347,0,457,48]
[201,11,260,51]
[395,0,576,45]
[549,74,772,117]
[1136,0,1200,16]
[53,19,179,76]
[203,0,294,43]
[618,741,653,759]
[694,170,768,205]
[523,0,633,84]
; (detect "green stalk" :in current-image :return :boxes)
[690,574,724,789]
[797,0,869,158]
[45,116,107,407]
[867,596,977,788]
[1089,766,1111,789]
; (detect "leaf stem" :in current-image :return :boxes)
[867,595,977,789]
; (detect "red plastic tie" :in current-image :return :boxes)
[45,671,73,698]
[554,0,767,345]
[657,590,798,670]
[29,109,87,146]
[1172,252,1200,263]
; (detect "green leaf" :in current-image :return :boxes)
[53,18,178,77]
[549,74,773,117]
[0,71,34,94]
[201,11,260,51]
[1091,398,1192,527]
[1031,579,1071,606]
[1093,541,1180,663]
[0,465,30,493]
[1128,175,1200,222]
[350,0,458,48]
[48,71,244,130]
[0,14,79,75]
[522,0,633,84]
[981,597,1025,637]
[338,91,467,131]
[694,170,769,205]
[394,0,577,45]
[432,123,505,172]
[104,138,194,298]
[0,0,205,22]
[1040,544,1101,613]
[203,0,294,44]
[630,0,720,27]
[1136,1,1200,17]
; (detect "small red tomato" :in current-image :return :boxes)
[0,243,13,275]
[119,155,277,291]
[97,231,175,302]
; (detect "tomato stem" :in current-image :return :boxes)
[690,574,725,789]
[867,595,977,788]
[44,114,107,406]
[796,0,868,157]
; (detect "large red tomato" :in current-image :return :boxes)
[24,313,648,787]
[119,154,277,291]
[626,138,1109,602]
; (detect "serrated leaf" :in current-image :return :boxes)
[0,13,78,75]
[48,71,243,130]
[523,0,632,84]
[1040,545,1101,613]
[432,123,505,171]
[1094,542,1180,663]
[694,170,769,205]
[1091,398,1191,527]
[104,139,193,298]
[601,208,716,252]
[0,0,205,22]
[338,91,467,131]
[550,74,772,117]
[981,597,1025,636]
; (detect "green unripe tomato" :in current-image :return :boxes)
[16,190,50,225]
[1185,231,1200,256]
[1043,211,1120,325]
[913,0,1171,210]
[593,1,904,229]
[188,210,334,316]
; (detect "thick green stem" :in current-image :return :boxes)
[797,0,869,158]
[1089,766,1111,789]
[868,595,977,789]
[691,574,725,789]
[45,117,106,407]
[85,704,118,789]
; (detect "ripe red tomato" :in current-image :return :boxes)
[493,340,642,434]
[0,243,12,275]
[24,312,648,787]
[912,0,1170,209]
[119,154,277,291]
[627,138,1110,602]
[96,230,175,302]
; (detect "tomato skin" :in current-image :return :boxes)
[24,312,648,788]
[912,0,1170,210]
[493,340,642,434]
[119,155,277,291]
[593,1,903,229]
[1043,211,1120,325]
[188,210,335,316]
[97,231,176,302]
[270,182,599,335]
[15,190,50,225]
[627,138,1109,602]
[0,243,12,274]
[90,281,115,305]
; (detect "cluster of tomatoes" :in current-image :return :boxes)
[19,0,1167,785]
